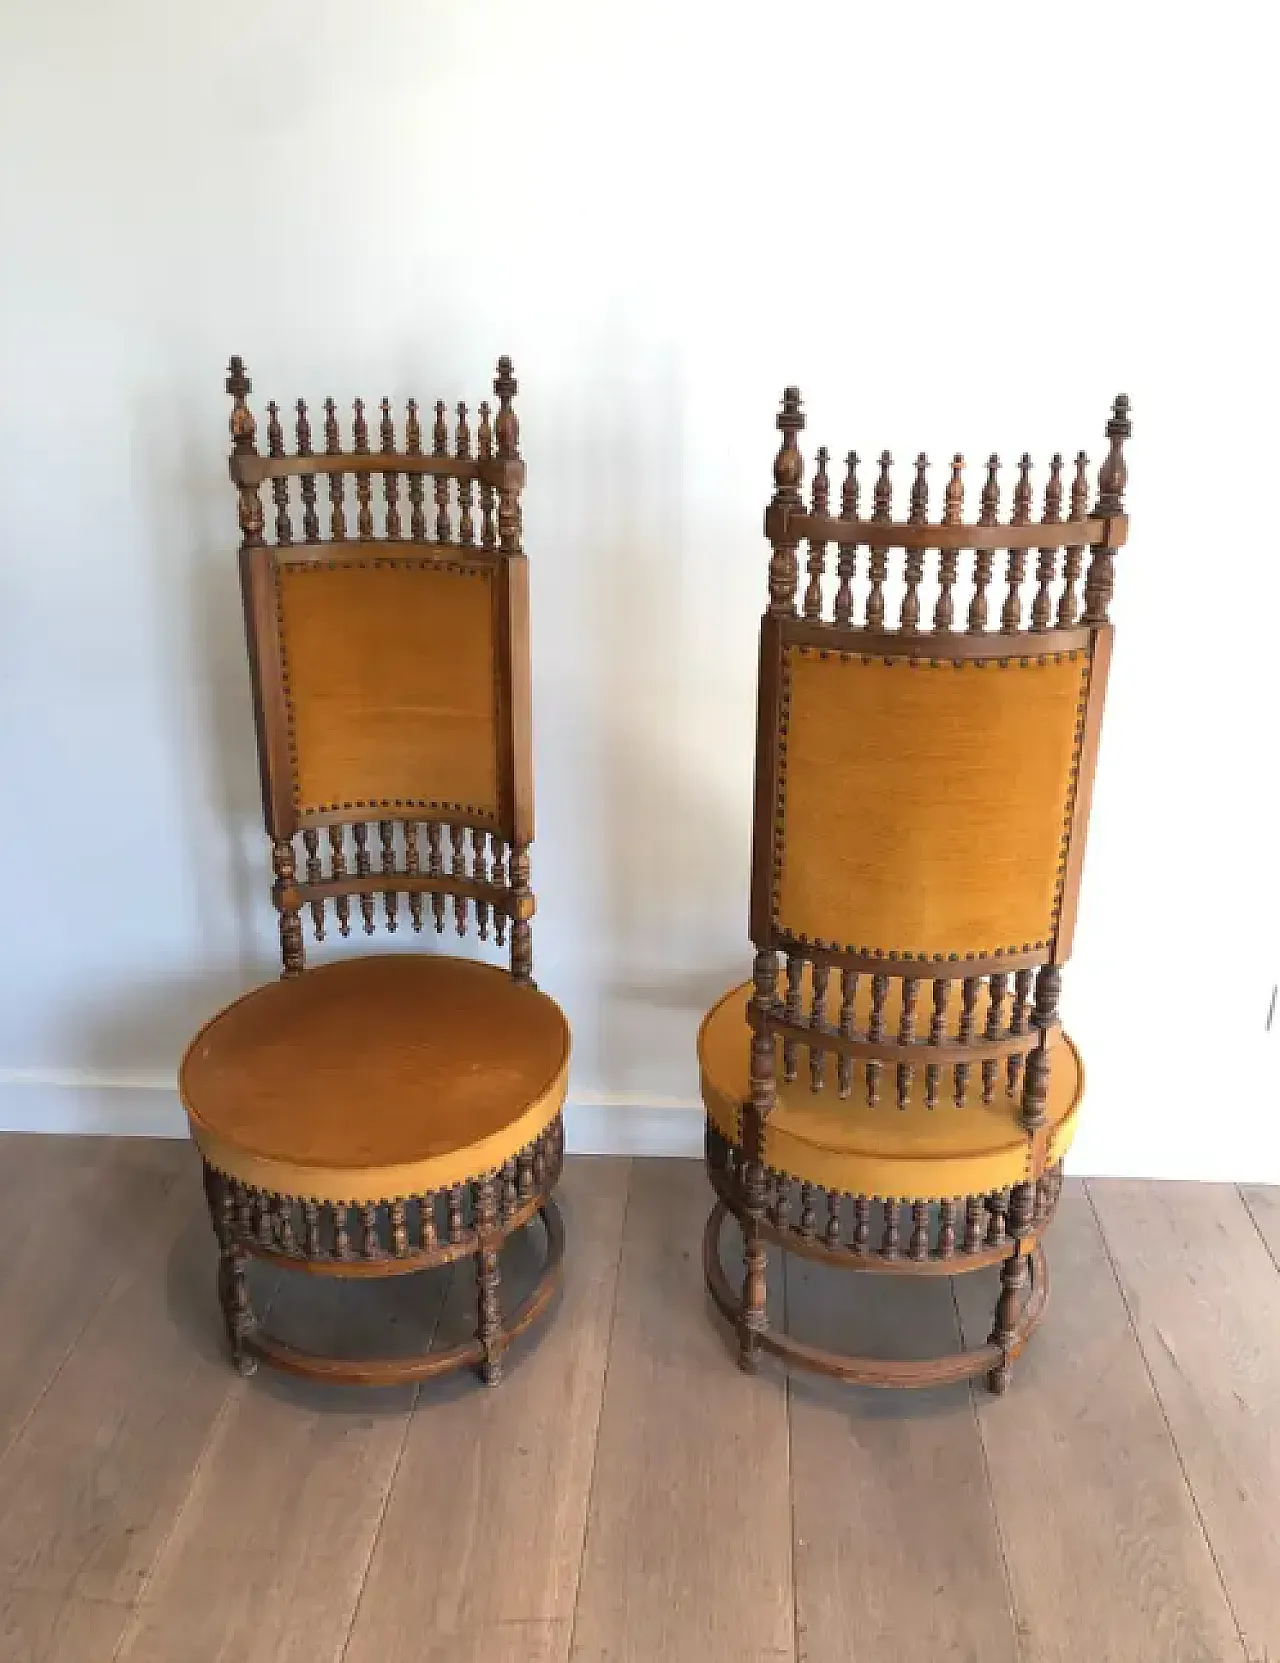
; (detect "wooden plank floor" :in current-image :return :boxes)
[1,1139,1278,1663]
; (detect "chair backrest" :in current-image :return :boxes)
[746,389,1131,1145]
[227,355,537,985]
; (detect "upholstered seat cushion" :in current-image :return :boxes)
[698,979,1082,1201]
[181,955,570,1204]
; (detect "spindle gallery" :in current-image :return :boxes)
[699,388,1130,1391]
[179,356,570,1389]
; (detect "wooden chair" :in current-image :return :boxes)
[701,391,1131,1391]
[180,356,569,1388]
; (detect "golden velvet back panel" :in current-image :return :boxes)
[746,391,1129,1137]
[228,356,537,984]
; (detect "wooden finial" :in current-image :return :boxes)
[935,454,963,632]
[380,397,396,453]
[323,398,345,540]
[265,400,285,458]
[323,397,340,454]
[352,397,369,454]
[226,357,257,456]
[834,451,859,627]
[296,400,320,543]
[901,453,928,632]
[352,399,373,536]
[456,400,475,546]
[1032,453,1064,631]
[968,454,1000,632]
[494,355,520,459]
[1001,453,1032,632]
[477,399,496,548]
[803,446,830,620]
[405,398,422,454]
[1084,395,1131,623]
[405,399,425,539]
[380,398,401,540]
[265,402,291,544]
[865,451,892,630]
[1058,451,1090,628]
[433,399,450,540]
[768,387,805,616]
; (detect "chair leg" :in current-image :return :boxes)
[217,1248,258,1377]
[474,1175,504,1386]
[987,1248,1030,1394]
[739,1159,768,1373]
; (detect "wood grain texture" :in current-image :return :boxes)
[1241,1183,1280,1268]
[1089,1180,1280,1662]
[786,1254,1020,1661]
[342,1157,629,1663]
[954,1182,1245,1662]
[570,1159,794,1663]
[113,1267,433,1663]
[0,1591,129,1663]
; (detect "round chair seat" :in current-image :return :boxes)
[698,978,1082,1202]
[181,955,570,1205]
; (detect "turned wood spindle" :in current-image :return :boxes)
[419,1192,438,1250]
[226,357,265,549]
[265,402,293,545]
[1084,394,1131,625]
[272,840,305,975]
[954,974,980,1106]
[517,1147,535,1200]
[825,1189,842,1247]
[803,447,830,620]
[379,820,397,930]
[493,357,522,555]
[380,398,402,540]
[768,386,805,615]
[749,948,780,1129]
[501,1158,518,1219]
[476,1172,504,1382]
[353,822,375,933]
[328,825,351,936]
[1032,453,1064,630]
[901,453,928,632]
[359,1203,380,1258]
[1020,964,1061,1133]
[477,400,496,548]
[909,1200,931,1261]
[447,1185,465,1244]
[302,827,324,939]
[473,829,490,941]
[985,1188,1009,1249]
[799,1182,817,1238]
[935,454,964,632]
[834,452,860,626]
[492,838,508,946]
[404,821,423,931]
[389,1200,408,1257]
[925,977,949,1110]
[837,967,857,1098]
[449,825,468,935]
[852,1196,871,1254]
[968,455,1000,631]
[303,1200,321,1258]
[938,1197,958,1259]
[866,973,888,1104]
[323,398,346,540]
[880,1199,902,1259]
[963,1194,984,1253]
[405,398,427,539]
[1000,452,1033,632]
[274,1196,297,1253]
[509,845,534,985]
[426,822,446,932]
[351,399,374,538]
[295,400,321,543]
[989,1182,1037,1391]
[332,1203,351,1260]
[456,401,475,545]
[1007,967,1035,1095]
[254,1191,274,1248]
[808,961,829,1091]
[896,976,920,1109]
[782,954,803,1083]
[865,451,892,630]
[433,399,451,541]
[982,973,1008,1102]
[773,1175,791,1231]
[1058,451,1090,627]
[233,1182,253,1244]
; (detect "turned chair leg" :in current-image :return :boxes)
[217,1247,258,1377]
[474,1175,504,1386]
[739,1159,768,1372]
[987,1181,1036,1394]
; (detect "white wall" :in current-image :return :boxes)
[1,0,1276,1176]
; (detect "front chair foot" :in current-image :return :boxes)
[737,1329,760,1374]
[217,1248,257,1379]
[480,1357,504,1387]
[986,1360,1012,1395]
[235,1350,260,1379]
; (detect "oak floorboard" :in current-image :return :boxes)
[342,1158,630,1663]
[569,1159,793,1663]
[954,1182,1244,1663]
[1089,1179,1280,1663]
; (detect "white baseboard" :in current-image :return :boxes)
[0,1072,705,1157]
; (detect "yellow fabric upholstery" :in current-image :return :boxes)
[181,956,569,1203]
[775,647,1090,959]
[698,980,1082,1200]
[276,558,501,819]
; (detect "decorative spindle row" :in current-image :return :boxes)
[768,389,1131,629]
[226,356,522,554]
[773,957,1058,1112]
[221,1120,563,1263]
[288,820,511,944]
[707,1127,1064,1262]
